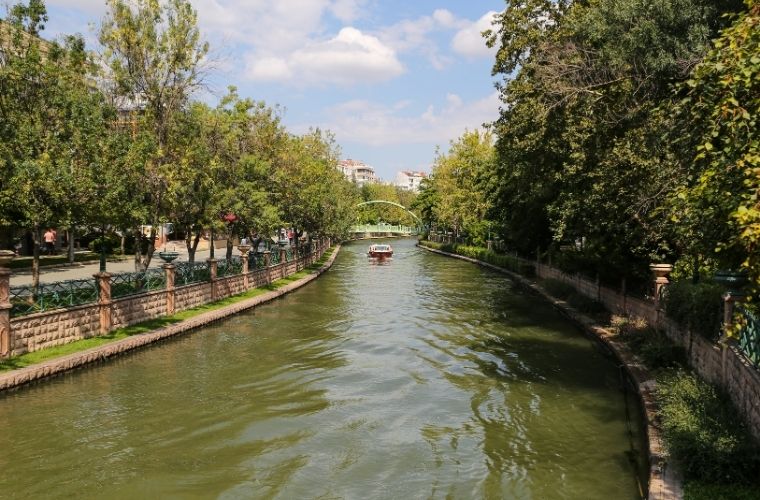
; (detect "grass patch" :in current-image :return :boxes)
[684,481,760,500]
[610,316,760,498]
[611,316,686,371]
[0,247,337,373]
[657,370,760,491]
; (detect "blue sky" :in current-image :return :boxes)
[41,0,503,181]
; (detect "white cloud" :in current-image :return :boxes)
[317,92,500,147]
[378,9,463,70]
[451,11,498,58]
[329,0,367,23]
[246,27,403,85]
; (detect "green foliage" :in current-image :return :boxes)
[87,234,121,254]
[613,317,687,370]
[417,131,496,245]
[684,481,760,500]
[485,0,746,283]
[420,241,520,272]
[657,370,760,483]
[663,281,724,339]
[670,2,760,292]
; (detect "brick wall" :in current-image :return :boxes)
[11,304,101,355]
[112,290,168,328]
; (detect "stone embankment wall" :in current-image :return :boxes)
[531,258,760,441]
[5,242,329,357]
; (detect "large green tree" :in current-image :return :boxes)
[486,0,743,283]
[1,1,111,286]
[99,0,209,270]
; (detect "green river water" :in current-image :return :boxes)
[0,238,647,499]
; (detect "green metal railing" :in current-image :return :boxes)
[738,307,760,367]
[269,249,281,265]
[218,257,243,277]
[111,268,167,299]
[7,246,326,319]
[9,279,99,317]
[352,224,419,234]
[175,262,211,286]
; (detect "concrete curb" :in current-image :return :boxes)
[417,243,682,500]
[0,246,341,393]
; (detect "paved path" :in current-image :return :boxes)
[10,243,214,286]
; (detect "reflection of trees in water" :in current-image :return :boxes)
[415,267,638,497]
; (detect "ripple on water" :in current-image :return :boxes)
[0,238,646,499]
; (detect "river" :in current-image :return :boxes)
[0,238,646,499]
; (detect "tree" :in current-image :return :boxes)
[99,0,209,270]
[671,1,760,287]
[486,0,743,284]
[1,1,111,286]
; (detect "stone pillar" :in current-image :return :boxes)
[207,258,218,300]
[164,264,175,315]
[279,247,287,265]
[650,264,673,309]
[722,292,744,338]
[0,265,12,358]
[95,272,112,335]
[263,251,272,284]
[238,244,251,289]
[241,254,249,288]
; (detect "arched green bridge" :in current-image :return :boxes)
[352,200,422,236]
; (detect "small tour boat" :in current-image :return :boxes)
[368,243,393,259]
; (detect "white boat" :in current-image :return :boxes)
[368,243,393,259]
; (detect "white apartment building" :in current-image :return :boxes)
[394,170,427,193]
[336,159,379,187]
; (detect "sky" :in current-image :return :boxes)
[40,0,504,181]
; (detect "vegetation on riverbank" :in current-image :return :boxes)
[614,317,760,500]
[1,1,357,290]
[0,247,335,373]
[415,0,759,298]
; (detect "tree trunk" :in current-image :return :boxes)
[134,228,142,272]
[120,233,125,256]
[68,227,75,264]
[32,226,41,290]
[226,236,233,261]
[133,227,156,271]
[185,227,201,264]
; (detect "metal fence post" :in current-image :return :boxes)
[95,272,112,334]
[164,264,175,315]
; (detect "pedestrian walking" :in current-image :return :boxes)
[43,228,55,255]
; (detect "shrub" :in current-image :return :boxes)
[656,370,760,484]
[613,316,686,370]
[663,281,724,340]
[88,234,120,254]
